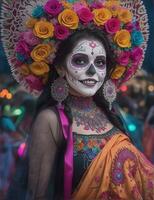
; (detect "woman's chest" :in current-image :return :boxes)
[73,128,117,166]
[72,127,119,190]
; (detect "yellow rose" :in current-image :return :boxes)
[34,20,54,39]
[26,18,38,28]
[20,64,30,76]
[31,44,54,62]
[105,0,120,7]
[42,73,49,84]
[29,61,50,76]
[118,9,132,23]
[61,0,73,9]
[92,8,112,26]
[58,9,79,29]
[114,30,131,48]
[111,65,126,79]
[105,1,120,17]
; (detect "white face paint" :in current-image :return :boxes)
[65,39,107,97]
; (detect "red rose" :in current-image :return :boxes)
[105,18,121,34]
[77,8,93,24]
[54,24,70,40]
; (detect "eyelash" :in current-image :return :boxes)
[72,56,106,68]
[96,60,105,64]
[74,58,87,65]
[95,59,106,67]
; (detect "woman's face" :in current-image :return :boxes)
[64,38,107,97]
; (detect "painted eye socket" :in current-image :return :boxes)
[71,54,88,68]
[94,57,106,69]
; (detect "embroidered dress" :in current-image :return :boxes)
[72,133,154,200]
[72,127,119,190]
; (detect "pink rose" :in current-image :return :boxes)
[117,51,130,66]
[25,75,43,91]
[77,8,93,23]
[131,47,143,64]
[16,59,23,67]
[122,65,138,82]
[125,22,134,32]
[44,0,62,16]
[73,2,87,12]
[90,2,103,9]
[22,30,41,46]
[15,40,30,56]
[54,24,70,40]
[134,21,140,31]
[105,18,121,34]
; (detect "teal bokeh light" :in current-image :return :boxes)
[128,124,137,132]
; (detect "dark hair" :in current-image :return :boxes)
[149,116,154,126]
[35,28,126,133]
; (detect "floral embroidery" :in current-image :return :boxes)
[73,133,107,160]
[99,191,123,200]
[112,148,137,185]
[139,151,154,175]
[131,186,142,200]
[73,127,119,169]
[73,132,115,158]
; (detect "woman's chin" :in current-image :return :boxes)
[68,86,97,97]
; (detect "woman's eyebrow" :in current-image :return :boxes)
[72,53,89,58]
[95,55,106,60]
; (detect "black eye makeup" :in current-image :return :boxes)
[71,53,89,68]
[94,56,106,69]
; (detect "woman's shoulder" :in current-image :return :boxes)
[32,107,63,147]
[111,133,154,169]
[36,107,58,120]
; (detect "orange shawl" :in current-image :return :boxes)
[72,133,154,200]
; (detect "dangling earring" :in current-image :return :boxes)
[103,80,117,111]
[51,73,69,106]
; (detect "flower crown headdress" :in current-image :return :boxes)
[1,0,149,96]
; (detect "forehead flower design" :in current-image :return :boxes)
[89,41,97,49]
[1,0,149,96]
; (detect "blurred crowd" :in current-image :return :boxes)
[0,76,36,199]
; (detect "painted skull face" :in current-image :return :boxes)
[65,39,107,97]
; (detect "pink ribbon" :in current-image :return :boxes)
[57,105,73,200]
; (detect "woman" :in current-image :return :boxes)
[1,0,153,199]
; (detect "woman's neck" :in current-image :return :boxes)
[68,94,113,134]
[68,95,96,112]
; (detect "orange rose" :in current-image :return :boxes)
[34,20,54,39]
[105,1,120,17]
[105,0,120,7]
[58,9,79,29]
[61,0,73,9]
[42,73,49,84]
[111,65,126,79]
[118,8,132,23]
[29,61,50,76]
[114,30,131,48]
[26,18,38,28]
[31,44,54,62]
[92,8,112,26]
[20,64,30,76]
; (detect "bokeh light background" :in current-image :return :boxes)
[0,1,154,199]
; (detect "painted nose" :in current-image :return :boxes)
[86,64,96,76]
